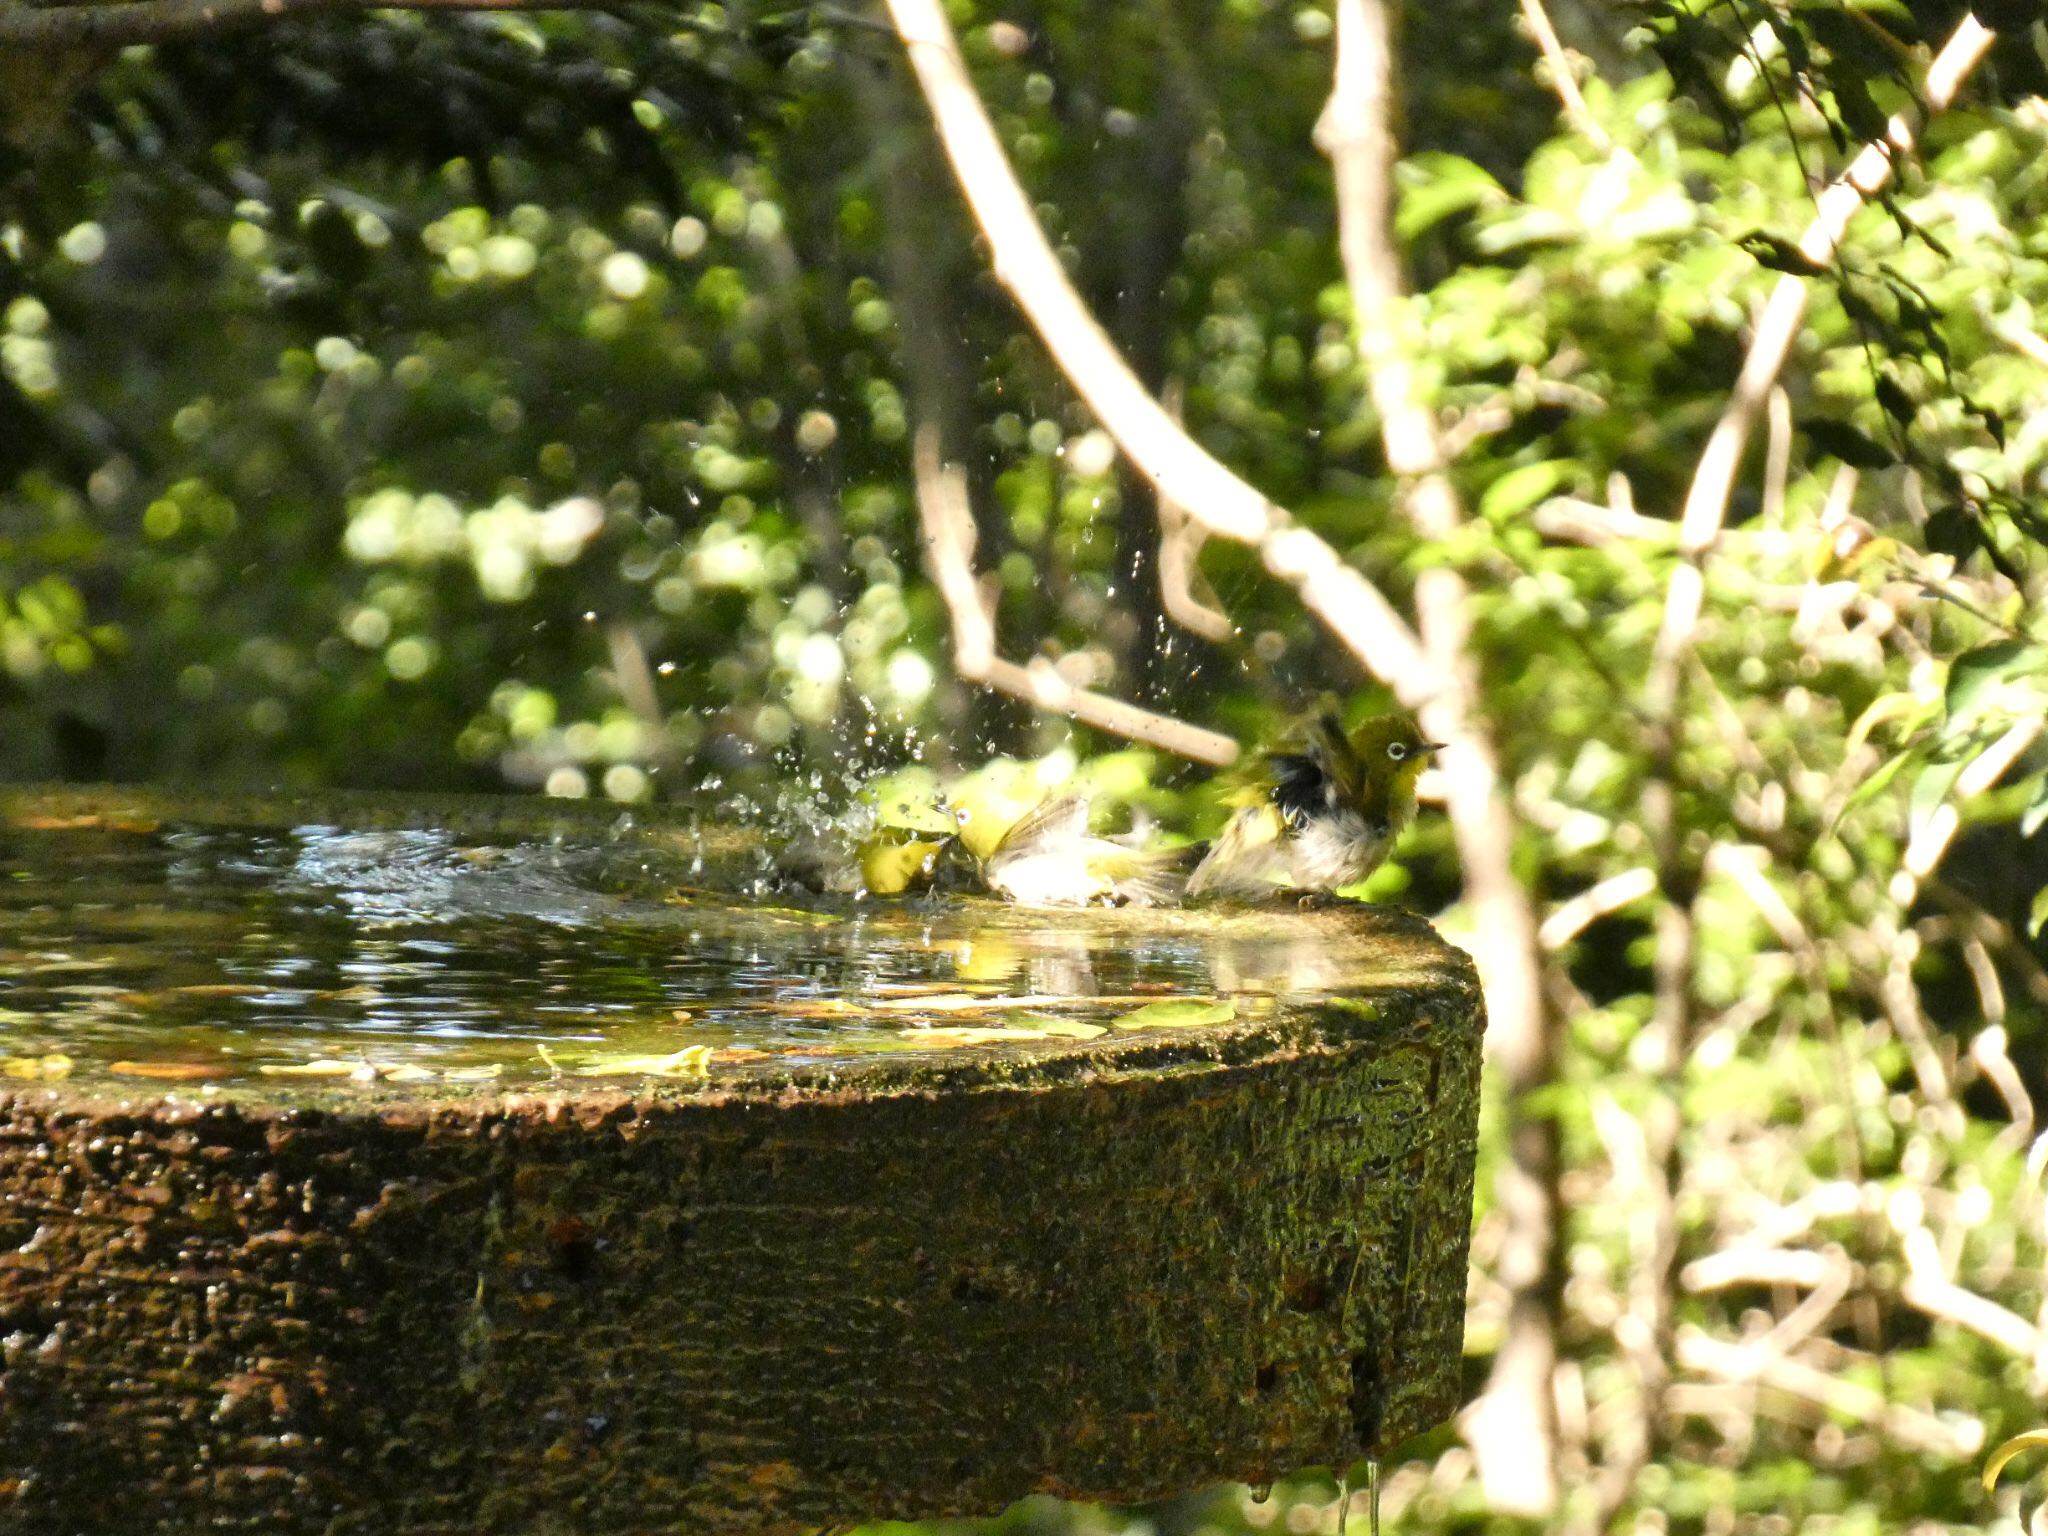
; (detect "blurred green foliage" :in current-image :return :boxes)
[4,1,2048,1533]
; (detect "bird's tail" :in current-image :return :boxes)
[1097,842,1196,907]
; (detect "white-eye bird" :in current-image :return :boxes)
[1185,711,1440,899]
[981,794,1187,908]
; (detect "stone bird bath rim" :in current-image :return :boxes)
[0,783,1486,1534]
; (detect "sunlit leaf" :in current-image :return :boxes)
[1480,461,1575,523]
[1946,641,2048,729]
[2023,779,2048,840]
[571,1044,714,1077]
[1115,998,1237,1030]
[1908,756,1969,843]
[0,1053,73,1080]
[1395,153,1507,239]
[260,1058,361,1077]
[108,1060,225,1080]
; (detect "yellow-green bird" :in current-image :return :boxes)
[856,825,951,896]
[982,794,1187,907]
[1185,711,1440,899]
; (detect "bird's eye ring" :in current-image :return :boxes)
[1386,742,1408,761]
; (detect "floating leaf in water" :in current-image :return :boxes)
[443,1064,506,1082]
[260,1058,362,1077]
[869,991,991,1013]
[109,1060,226,1081]
[863,992,1160,1014]
[711,1047,773,1063]
[1115,998,1237,1030]
[571,1044,714,1078]
[382,1064,437,1083]
[867,980,1001,998]
[1,1053,74,1079]
[909,1025,1060,1046]
[908,1020,1112,1047]
[1023,1019,1109,1040]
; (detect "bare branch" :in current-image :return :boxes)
[1532,496,1678,547]
[884,0,1443,703]
[0,0,616,49]
[1673,15,1996,562]
[911,425,1240,767]
[604,623,666,734]
[1996,320,2048,370]
[1319,0,1559,1514]
[1538,867,1656,950]
[1514,0,1610,151]
[1901,1228,2039,1359]
[1153,381,1237,644]
[1676,1327,1984,1458]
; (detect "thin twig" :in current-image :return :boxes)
[1676,1327,1984,1458]
[1537,867,1656,950]
[911,425,1239,766]
[1672,15,1996,562]
[885,0,1444,701]
[1153,380,1237,643]
[1515,0,1611,150]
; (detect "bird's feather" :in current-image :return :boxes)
[984,794,1188,907]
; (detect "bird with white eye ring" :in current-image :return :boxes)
[1186,710,1441,900]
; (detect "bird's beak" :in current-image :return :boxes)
[1419,742,1446,756]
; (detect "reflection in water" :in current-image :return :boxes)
[0,818,1396,1088]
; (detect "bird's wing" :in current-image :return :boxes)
[986,793,1091,866]
[1186,802,1289,897]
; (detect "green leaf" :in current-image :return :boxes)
[1396,153,1506,240]
[2023,779,2048,840]
[1874,375,1916,428]
[1480,461,1574,522]
[1115,998,1237,1030]
[1908,755,1967,843]
[1946,641,2048,729]
[1922,505,1981,561]
[571,1044,713,1078]
[1835,742,1921,824]
[1737,230,1821,275]
[2031,887,2048,942]
[1987,1427,2048,1491]
[1803,418,1892,469]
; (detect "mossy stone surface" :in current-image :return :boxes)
[0,785,1484,1533]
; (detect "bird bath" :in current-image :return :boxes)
[0,784,1483,1534]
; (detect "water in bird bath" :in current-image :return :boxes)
[0,793,1433,1096]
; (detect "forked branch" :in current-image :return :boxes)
[883,0,1443,705]
[911,426,1240,767]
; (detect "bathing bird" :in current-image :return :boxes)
[1185,710,1439,900]
[981,793,1187,908]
